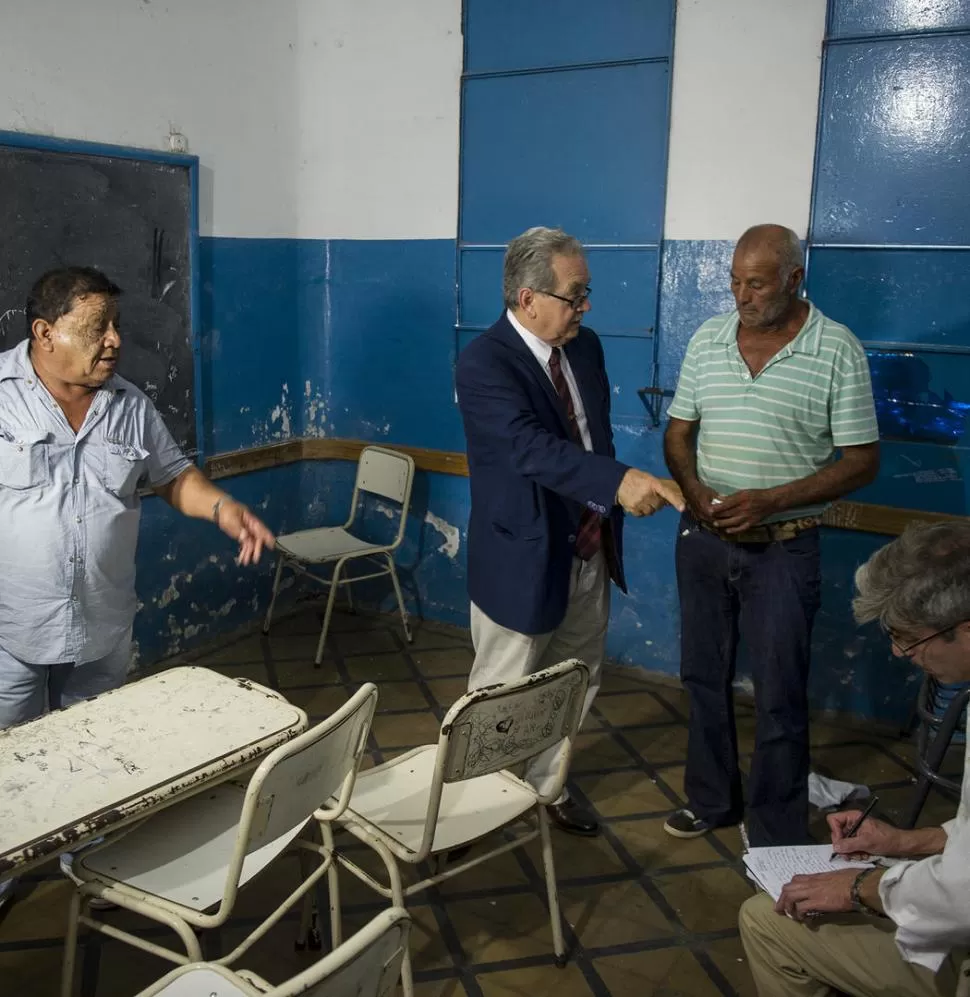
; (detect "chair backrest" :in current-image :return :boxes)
[134,908,410,997]
[270,907,410,997]
[221,683,378,905]
[349,447,415,547]
[410,659,588,858]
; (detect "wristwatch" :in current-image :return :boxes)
[850,867,887,917]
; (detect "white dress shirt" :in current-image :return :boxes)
[506,309,593,453]
[878,733,970,972]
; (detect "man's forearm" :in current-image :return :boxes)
[663,423,701,492]
[763,443,879,515]
[895,826,948,858]
[156,465,230,521]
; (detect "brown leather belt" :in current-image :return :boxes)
[698,516,821,544]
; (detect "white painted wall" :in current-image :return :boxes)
[295,0,462,240]
[664,0,828,240]
[0,0,299,239]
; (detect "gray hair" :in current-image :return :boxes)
[853,521,970,639]
[736,224,805,281]
[503,227,584,310]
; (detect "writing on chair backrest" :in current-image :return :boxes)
[441,665,586,783]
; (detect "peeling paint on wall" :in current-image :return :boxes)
[304,380,330,438]
[424,511,460,559]
[249,383,295,443]
[270,383,292,435]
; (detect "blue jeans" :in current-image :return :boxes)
[676,514,820,846]
[0,634,133,730]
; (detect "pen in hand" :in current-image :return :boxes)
[830,795,879,861]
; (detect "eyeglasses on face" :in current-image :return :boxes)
[536,286,592,311]
[886,622,964,655]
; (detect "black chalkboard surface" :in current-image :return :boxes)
[0,138,198,455]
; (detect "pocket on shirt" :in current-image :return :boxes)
[102,440,150,498]
[0,431,50,490]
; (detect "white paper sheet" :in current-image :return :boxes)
[743,843,874,901]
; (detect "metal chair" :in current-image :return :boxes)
[263,446,416,666]
[134,906,410,997]
[329,658,590,997]
[901,674,969,829]
[60,684,379,997]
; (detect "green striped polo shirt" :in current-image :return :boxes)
[667,303,879,522]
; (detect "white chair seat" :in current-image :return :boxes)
[142,965,253,997]
[346,746,536,857]
[276,526,385,563]
[76,782,305,912]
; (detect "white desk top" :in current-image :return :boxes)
[0,666,307,876]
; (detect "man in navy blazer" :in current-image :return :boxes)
[456,227,683,836]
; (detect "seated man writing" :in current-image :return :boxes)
[740,521,970,997]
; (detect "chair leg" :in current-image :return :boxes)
[538,807,568,968]
[900,774,934,830]
[322,823,342,949]
[295,845,321,952]
[60,891,85,997]
[386,555,412,643]
[365,835,412,997]
[262,555,285,635]
[902,692,969,828]
[345,582,356,615]
[315,560,346,668]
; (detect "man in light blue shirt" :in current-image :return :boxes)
[0,266,275,908]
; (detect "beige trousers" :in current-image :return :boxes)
[468,551,610,801]
[739,892,969,997]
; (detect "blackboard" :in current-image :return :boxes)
[0,136,198,455]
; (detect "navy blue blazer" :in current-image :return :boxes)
[456,313,629,635]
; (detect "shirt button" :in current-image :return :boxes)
[568,534,577,544]
[69,556,74,563]
[73,478,79,485]
[76,517,82,524]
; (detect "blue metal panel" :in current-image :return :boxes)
[813,34,970,244]
[852,438,970,513]
[198,238,299,455]
[600,335,655,419]
[323,240,465,453]
[808,248,970,346]
[460,62,670,245]
[459,245,660,337]
[867,350,970,446]
[829,0,970,38]
[464,0,674,73]
[657,240,736,371]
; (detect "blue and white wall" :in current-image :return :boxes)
[2,0,966,723]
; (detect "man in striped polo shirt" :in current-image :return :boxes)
[662,224,879,847]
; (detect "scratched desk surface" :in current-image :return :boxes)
[0,666,307,875]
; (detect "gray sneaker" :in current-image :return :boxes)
[663,809,713,839]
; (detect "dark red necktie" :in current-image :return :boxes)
[548,347,601,561]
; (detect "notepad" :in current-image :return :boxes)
[743,844,874,901]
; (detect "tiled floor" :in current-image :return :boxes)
[1,605,962,997]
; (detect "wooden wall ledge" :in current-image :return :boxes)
[203,437,965,538]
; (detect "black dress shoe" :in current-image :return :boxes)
[546,799,600,837]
